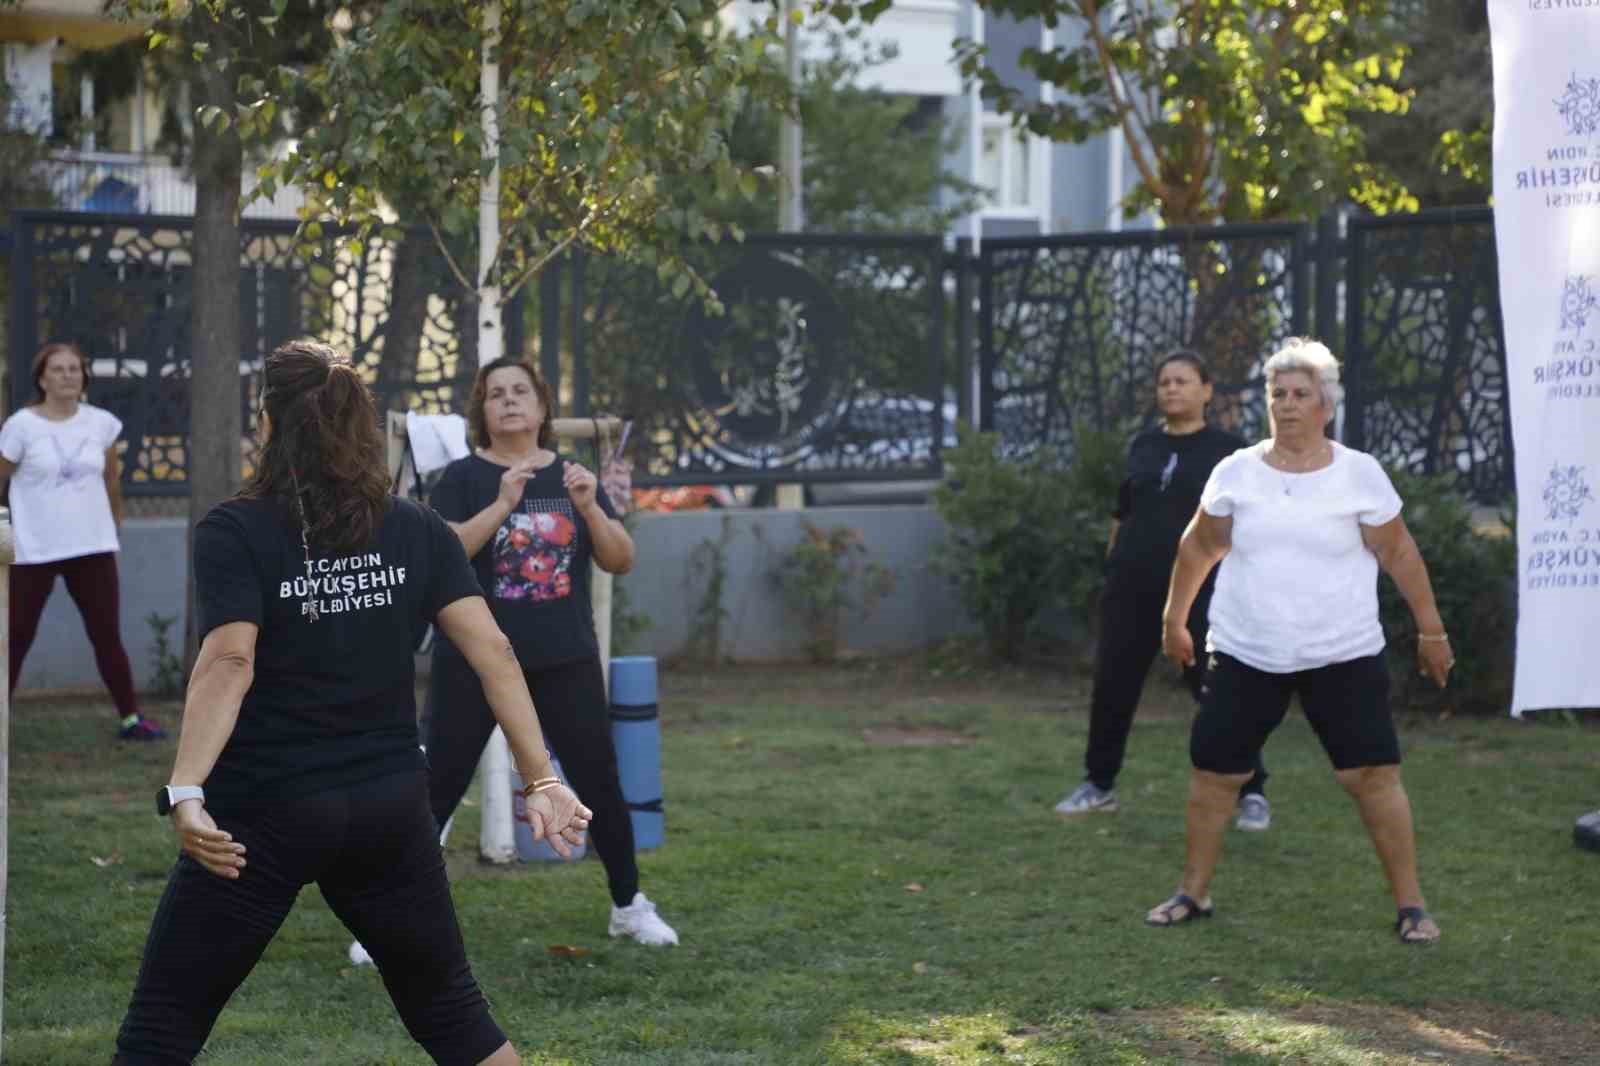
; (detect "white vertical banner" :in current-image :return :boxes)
[1490,1,1600,716]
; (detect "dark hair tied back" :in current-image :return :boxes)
[244,340,389,554]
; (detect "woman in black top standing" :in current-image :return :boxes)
[418,356,677,946]
[114,340,590,1066]
[1054,351,1270,829]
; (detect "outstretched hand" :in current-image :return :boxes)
[526,783,593,859]
[171,801,246,880]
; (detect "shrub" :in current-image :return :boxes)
[1378,470,1516,715]
[931,426,1125,661]
[770,521,896,662]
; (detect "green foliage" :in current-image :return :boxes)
[699,32,981,234]
[1357,0,1491,206]
[770,521,895,662]
[1378,470,1516,715]
[144,612,186,700]
[931,426,1125,662]
[957,0,1417,224]
[235,0,786,311]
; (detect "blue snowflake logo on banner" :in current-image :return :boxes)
[1556,73,1600,136]
[1559,276,1599,331]
[1543,463,1595,522]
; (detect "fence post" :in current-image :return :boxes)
[953,239,973,428]
[539,257,563,395]
[0,504,14,1048]
[977,243,995,432]
[1314,209,1342,347]
[1341,216,1367,451]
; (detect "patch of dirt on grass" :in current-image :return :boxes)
[862,726,977,747]
[1107,1001,1600,1064]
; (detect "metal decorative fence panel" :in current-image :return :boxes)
[978,225,1310,460]
[575,235,948,485]
[1343,208,1510,504]
[8,211,477,495]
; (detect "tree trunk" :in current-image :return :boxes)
[184,52,243,666]
[375,229,432,411]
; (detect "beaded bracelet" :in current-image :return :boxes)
[521,776,562,797]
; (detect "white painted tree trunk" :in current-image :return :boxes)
[476,0,518,865]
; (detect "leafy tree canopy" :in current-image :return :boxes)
[957,0,1418,225]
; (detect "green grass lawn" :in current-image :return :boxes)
[5,660,1599,1065]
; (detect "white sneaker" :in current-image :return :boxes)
[348,939,374,966]
[1235,793,1272,832]
[608,892,679,946]
[1053,781,1119,816]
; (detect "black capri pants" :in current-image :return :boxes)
[1190,651,1401,774]
[113,770,506,1066]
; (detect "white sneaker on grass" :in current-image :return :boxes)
[348,939,374,966]
[1053,781,1119,816]
[1235,793,1272,832]
[608,892,679,946]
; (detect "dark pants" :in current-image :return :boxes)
[425,652,640,907]
[114,770,506,1066]
[1085,572,1267,796]
[11,552,142,721]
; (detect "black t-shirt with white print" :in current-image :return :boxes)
[1107,425,1244,585]
[428,452,617,671]
[193,495,482,814]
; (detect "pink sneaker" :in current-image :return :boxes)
[119,715,166,741]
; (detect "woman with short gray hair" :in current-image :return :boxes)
[1144,337,1451,945]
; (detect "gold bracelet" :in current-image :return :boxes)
[521,776,562,798]
[1417,632,1450,643]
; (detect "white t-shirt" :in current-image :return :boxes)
[0,404,124,565]
[1200,440,1403,674]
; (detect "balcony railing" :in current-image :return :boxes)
[37,150,304,219]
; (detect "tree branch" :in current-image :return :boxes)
[426,216,477,295]
[1082,0,1169,209]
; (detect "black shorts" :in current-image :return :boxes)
[1190,651,1400,773]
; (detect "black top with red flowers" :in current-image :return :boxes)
[427,452,617,670]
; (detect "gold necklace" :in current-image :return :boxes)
[1268,442,1329,496]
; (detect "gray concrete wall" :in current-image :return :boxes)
[16,518,189,694]
[20,507,980,690]
[617,506,977,662]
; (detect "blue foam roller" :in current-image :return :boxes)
[610,656,664,850]
[513,756,587,863]
[610,655,658,708]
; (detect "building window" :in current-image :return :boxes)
[979,114,1033,211]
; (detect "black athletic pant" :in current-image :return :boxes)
[425,651,640,907]
[1085,571,1268,796]
[113,770,506,1066]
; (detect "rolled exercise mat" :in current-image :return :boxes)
[513,756,587,862]
[609,655,664,850]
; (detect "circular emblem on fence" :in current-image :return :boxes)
[681,253,845,467]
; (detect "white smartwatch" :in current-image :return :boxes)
[156,785,206,816]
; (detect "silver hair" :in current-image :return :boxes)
[1263,337,1342,417]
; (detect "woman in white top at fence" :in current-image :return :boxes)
[1145,337,1453,945]
[0,341,162,740]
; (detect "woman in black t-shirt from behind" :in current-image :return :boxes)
[114,340,590,1066]
[412,356,678,947]
[1054,351,1270,828]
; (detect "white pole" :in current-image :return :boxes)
[778,0,804,233]
[0,505,14,1044]
[476,0,517,864]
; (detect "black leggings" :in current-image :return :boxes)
[114,770,506,1066]
[425,652,640,907]
[1085,572,1267,796]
